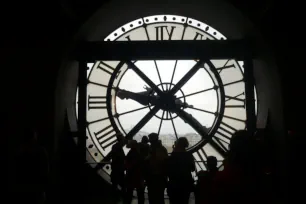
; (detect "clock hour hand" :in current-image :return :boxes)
[174,108,210,138]
[117,88,159,106]
[175,98,194,108]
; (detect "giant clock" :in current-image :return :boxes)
[75,14,257,181]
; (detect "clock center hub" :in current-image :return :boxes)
[160,94,177,111]
[148,82,187,120]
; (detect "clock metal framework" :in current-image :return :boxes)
[75,39,256,170]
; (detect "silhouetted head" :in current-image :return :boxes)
[148,133,159,143]
[176,137,189,149]
[127,140,138,149]
[141,135,149,144]
[207,156,217,171]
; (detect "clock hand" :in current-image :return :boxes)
[117,88,159,106]
[174,108,210,139]
[173,105,227,157]
[174,98,194,108]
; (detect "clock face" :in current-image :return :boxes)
[75,14,257,181]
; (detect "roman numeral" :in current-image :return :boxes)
[88,95,106,110]
[193,32,205,40]
[212,137,228,153]
[215,130,231,142]
[225,92,246,108]
[155,26,176,40]
[193,152,207,170]
[214,121,238,144]
[94,125,117,150]
[97,61,115,75]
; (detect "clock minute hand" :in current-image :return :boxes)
[117,88,159,106]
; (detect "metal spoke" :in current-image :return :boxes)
[167,23,186,90]
[170,60,178,85]
[117,106,149,117]
[169,112,178,139]
[158,111,165,135]
[176,87,215,99]
[126,61,163,96]
[88,106,149,125]
[154,60,164,91]
[169,60,204,95]
[88,116,109,125]
[185,106,215,115]
[125,105,160,139]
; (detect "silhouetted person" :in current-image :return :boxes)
[167,137,195,204]
[146,133,168,204]
[253,129,274,203]
[195,156,218,204]
[110,135,126,199]
[207,156,218,174]
[15,128,48,204]
[125,140,145,204]
[212,130,256,204]
[138,136,150,187]
[139,135,150,160]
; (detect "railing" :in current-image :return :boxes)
[86,160,225,171]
